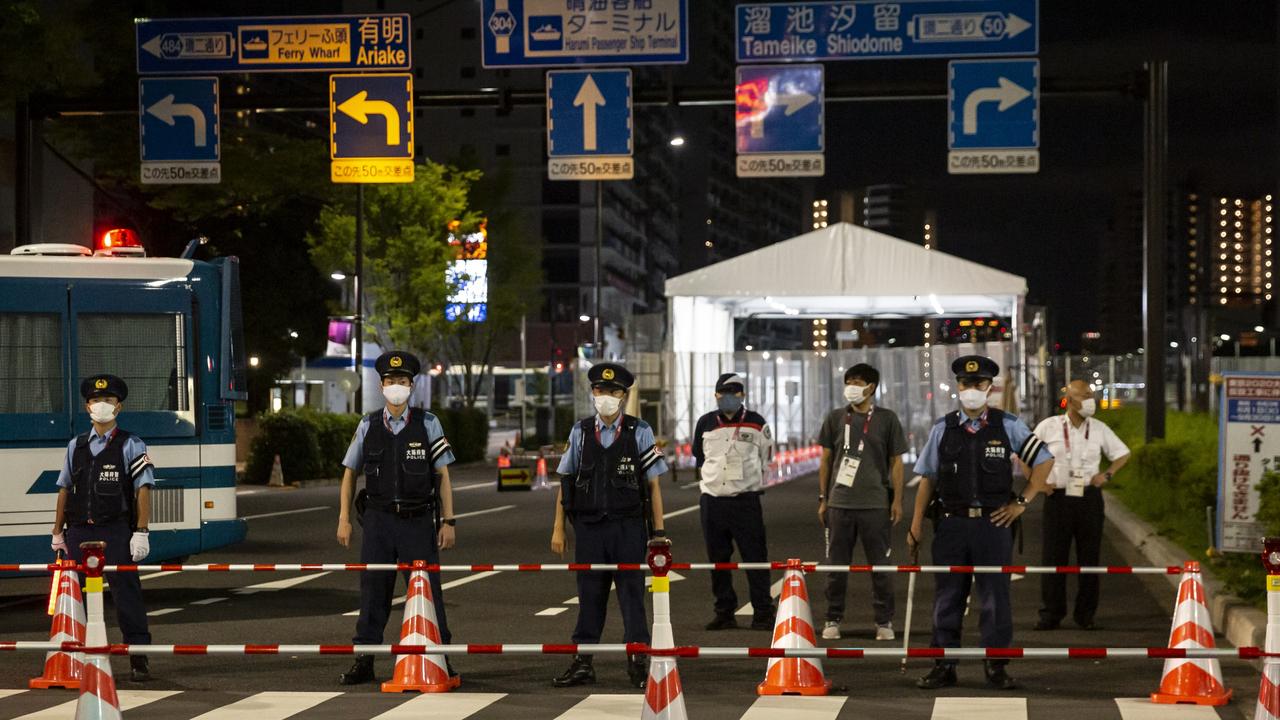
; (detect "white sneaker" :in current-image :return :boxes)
[875,624,896,641]
[821,621,841,640]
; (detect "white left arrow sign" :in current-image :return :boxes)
[147,94,209,147]
[574,74,606,152]
[961,77,1031,136]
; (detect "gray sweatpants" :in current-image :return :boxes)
[824,506,895,626]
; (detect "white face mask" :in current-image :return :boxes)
[958,388,989,411]
[382,384,412,406]
[1078,398,1096,417]
[843,384,868,405]
[89,402,117,424]
[593,394,622,417]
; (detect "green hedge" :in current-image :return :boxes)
[433,406,490,464]
[1100,407,1272,605]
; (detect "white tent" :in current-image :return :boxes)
[665,222,1027,353]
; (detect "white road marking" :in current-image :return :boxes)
[147,607,183,617]
[737,577,785,616]
[931,697,1026,720]
[235,488,263,496]
[565,595,579,605]
[554,694,644,719]
[371,693,507,719]
[233,571,332,594]
[452,504,516,520]
[451,482,492,492]
[342,571,501,616]
[536,607,569,616]
[680,480,700,489]
[139,570,183,581]
[240,506,330,521]
[1114,698,1222,719]
[662,504,700,520]
[191,596,228,605]
[13,690,179,718]
[190,691,342,719]
[1012,573,1025,582]
[0,689,25,700]
[741,696,846,719]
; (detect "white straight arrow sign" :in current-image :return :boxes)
[961,77,1031,136]
[147,94,209,147]
[574,74,606,152]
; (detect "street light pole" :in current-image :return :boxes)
[594,180,603,356]
[354,184,365,413]
[1142,61,1168,442]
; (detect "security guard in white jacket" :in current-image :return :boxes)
[693,373,775,631]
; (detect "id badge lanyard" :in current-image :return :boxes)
[843,406,874,457]
[1061,418,1089,471]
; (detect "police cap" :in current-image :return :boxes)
[588,362,634,391]
[375,351,421,379]
[81,374,128,402]
[952,355,999,381]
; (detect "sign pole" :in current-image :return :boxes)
[1143,60,1168,442]
[355,183,365,414]
[595,180,603,355]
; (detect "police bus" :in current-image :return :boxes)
[0,230,248,565]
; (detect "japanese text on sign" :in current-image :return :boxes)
[482,0,687,67]
[1217,372,1280,553]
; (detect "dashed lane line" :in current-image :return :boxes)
[233,571,332,594]
[535,607,570,617]
[191,596,228,605]
[240,506,331,521]
[146,607,183,617]
[663,504,700,520]
[452,504,516,520]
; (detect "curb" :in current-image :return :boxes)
[1103,490,1268,651]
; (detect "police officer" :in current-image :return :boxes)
[693,373,774,631]
[550,362,668,689]
[51,374,155,682]
[908,356,1053,690]
[1032,380,1130,631]
[336,351,458,685]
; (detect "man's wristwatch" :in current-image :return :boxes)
[817,494,826,502]
[441,518,456,527]
[1014,496,1028,507]
[652,529,667,538]
[1104,471,1114,481]
[135,528,149,534]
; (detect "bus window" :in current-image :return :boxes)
[77,313,191,413]
[0,313,63,414]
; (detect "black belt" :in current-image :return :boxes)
[371,501,434,518]
[940,505,998,519]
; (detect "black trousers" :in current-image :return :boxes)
[354,509,451,646]
[571,515,650,645]
[824,507,895,625]
[700,493,772,618]
[930,515,1013,668]
[1039,487,1105,625]
[66,520,151,644]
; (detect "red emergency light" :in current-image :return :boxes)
[94,228,146,257]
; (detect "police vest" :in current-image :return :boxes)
[361,409,437,507]
[565,416,644,520]
[66,430,135,526]
[936,409,1014,508]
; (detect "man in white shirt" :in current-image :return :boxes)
[1031,380,1130,631]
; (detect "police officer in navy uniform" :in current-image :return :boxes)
[336,351,458,685]
[51,374,156,682]
[908,356,1054,690]
[550,362,669,689]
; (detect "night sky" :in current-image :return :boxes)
[805,1,1276,346]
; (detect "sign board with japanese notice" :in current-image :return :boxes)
[136,14,411,74]
[546,69,633,180]
[482,0,688,68]
[138,77,221,184]
[735,64,825,178]
[1216,372,1280,553]
[329,74,415,184]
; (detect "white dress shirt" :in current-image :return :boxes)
[1032,414,1130,489]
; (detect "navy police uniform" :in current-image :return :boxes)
[913,356,1052,689]
[56,374,155,680]
[554,362,668,688]
[340,352,456,680]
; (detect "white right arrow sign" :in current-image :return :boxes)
[961,77,1031,136]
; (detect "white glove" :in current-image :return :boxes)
[129,532,150,562]
[51,533,68,555]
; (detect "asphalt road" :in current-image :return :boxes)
[0,464,1261,719]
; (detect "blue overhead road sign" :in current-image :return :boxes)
[136,14,411,74]
[736,0,1037,63]
[546,69,633,180]
[330,74,414,184]
[735,64,824,178]
[482,0,687,68]
[947,59,1039,174]
[139,77,220,184]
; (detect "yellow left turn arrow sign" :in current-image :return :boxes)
[336,90,401,146]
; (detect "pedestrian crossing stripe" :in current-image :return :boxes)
[0,691,1242,719]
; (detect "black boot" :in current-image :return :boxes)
[627,653,648,689]
[916,662,957,689]
[338,654,375,685]
[704,614,738,631]
[128,655,151,682]
[984,661,1018,690]
[552,655,595,687]
[750,605,777,631]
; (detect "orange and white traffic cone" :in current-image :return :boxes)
[1255,538,1280,720]
[532,454,551,491]
[1151,560,1232,705]
[642,542,687,720]
[382,567,459,693]
[30,564,85,689]
[74,542,122,720]
[758,559,830,696]
[268,454,285,487]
